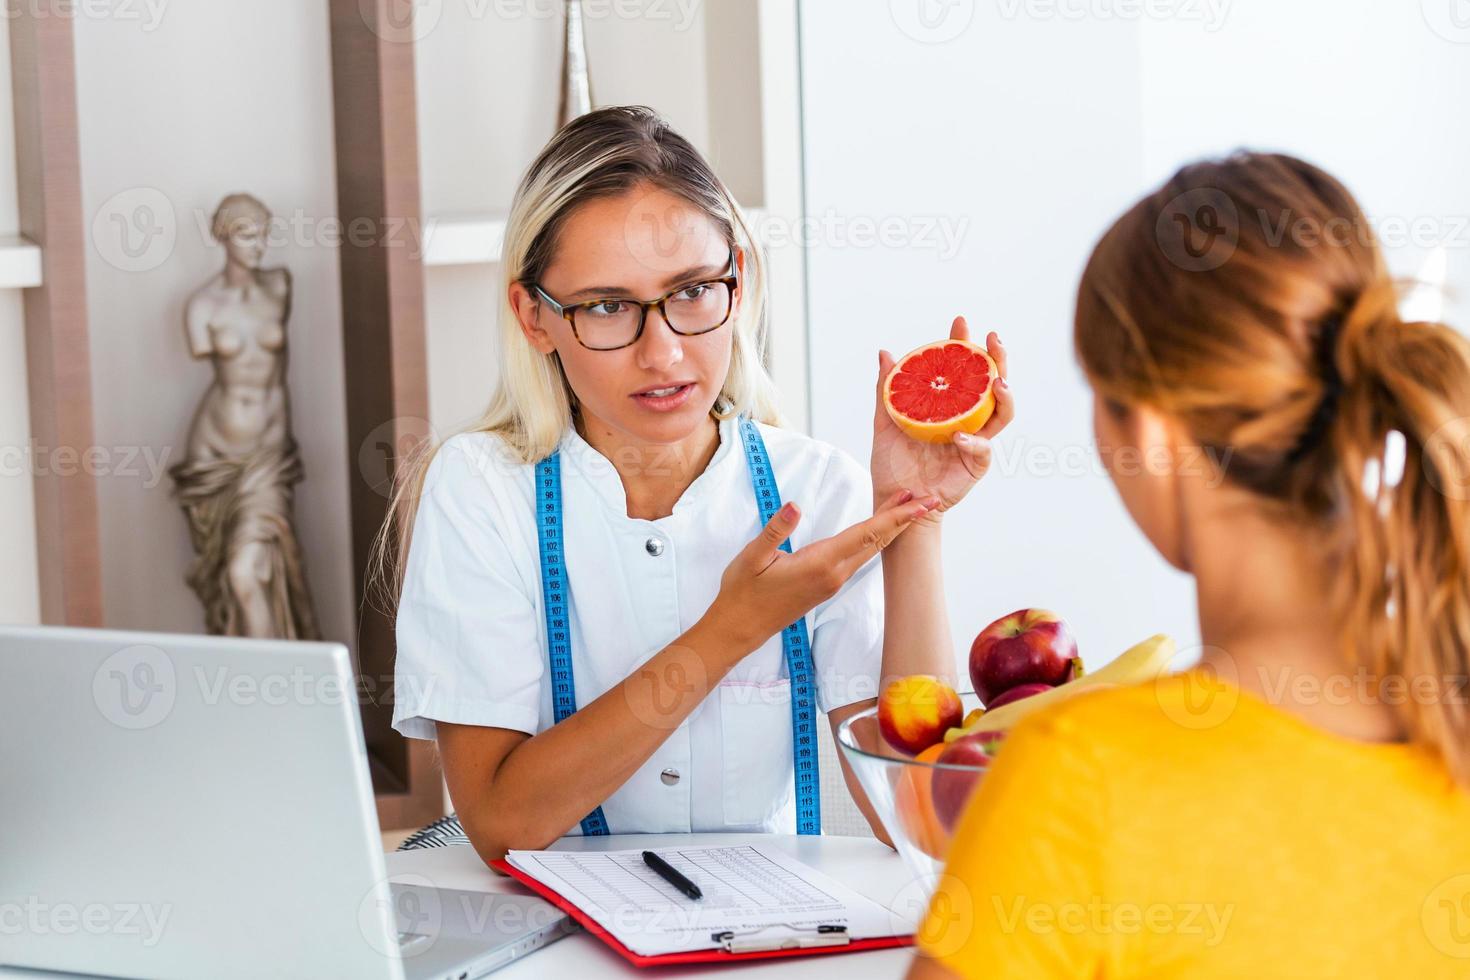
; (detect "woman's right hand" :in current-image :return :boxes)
[707,490,939,654]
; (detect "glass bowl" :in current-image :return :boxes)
[835,693,992,888]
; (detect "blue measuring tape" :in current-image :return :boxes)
[533,415,821,836]
[736,416,822,835]
[534,452,610,836]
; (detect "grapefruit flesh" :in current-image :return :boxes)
[883,339,997,444]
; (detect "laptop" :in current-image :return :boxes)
[0,625,573,980]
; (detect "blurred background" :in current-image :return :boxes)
[1,0,1465,822]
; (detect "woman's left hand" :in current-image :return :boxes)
[870,315,1014,523]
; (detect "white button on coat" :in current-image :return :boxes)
[392,415,884,835]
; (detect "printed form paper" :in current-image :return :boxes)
[505,844,904,956]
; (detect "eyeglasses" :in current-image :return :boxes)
[524,248,740,351]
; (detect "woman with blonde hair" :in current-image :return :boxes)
[375,106,1013,862]
[910,152,1470,977]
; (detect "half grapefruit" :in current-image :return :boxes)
[882,338,998,444]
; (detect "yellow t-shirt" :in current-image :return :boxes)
[918,670,1470,978]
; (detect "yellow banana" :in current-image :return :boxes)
[946,634,1176,739]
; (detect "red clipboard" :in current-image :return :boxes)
[490,859,914,967]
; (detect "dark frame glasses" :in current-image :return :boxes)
[523,247,740,351]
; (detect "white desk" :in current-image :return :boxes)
[387,833,923,978]
[0,834,922,979]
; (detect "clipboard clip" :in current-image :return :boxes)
[711,923,849,954]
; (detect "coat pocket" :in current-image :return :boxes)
[718,678,795,828]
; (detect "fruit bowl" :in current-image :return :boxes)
[835,693,990,888]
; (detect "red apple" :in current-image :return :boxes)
[931,730,1005,831]
[969,609,1079,706]
[983,682,1055,710]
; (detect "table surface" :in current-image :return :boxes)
[0,833,925,979]
[388,832,924,978]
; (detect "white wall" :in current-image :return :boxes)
[1137,2,1470,319]
[799,0,1469,676]
[414,1,719,436]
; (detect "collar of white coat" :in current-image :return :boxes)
[556,413,746,522]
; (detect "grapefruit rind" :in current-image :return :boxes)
[882,339,998,444]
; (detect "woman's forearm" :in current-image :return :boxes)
[453,613,751,860]
[878,519,958,687]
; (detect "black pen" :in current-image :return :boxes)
[643,850,702,900]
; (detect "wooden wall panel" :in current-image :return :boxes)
[327,0,441,830]
[7,0,102,627]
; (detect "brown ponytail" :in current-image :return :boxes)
[1076,151,1470,785]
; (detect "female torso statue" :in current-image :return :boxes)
[169,193,320,640]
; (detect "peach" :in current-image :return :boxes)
[878,674,964,756]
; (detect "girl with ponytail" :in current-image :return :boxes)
[912,153,1470,978]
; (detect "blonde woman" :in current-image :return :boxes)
[376,106,1014,863]
[909,153,1470,978]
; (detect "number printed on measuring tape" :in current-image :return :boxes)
[740,416,822,836]
[535,452,610,837]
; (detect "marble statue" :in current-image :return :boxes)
[169,193,321,640]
